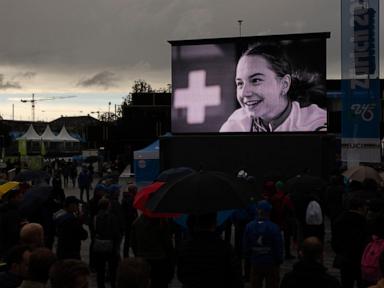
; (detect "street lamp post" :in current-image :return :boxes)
[238,20,243,37]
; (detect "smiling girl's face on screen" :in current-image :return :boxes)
[235,54,290,122]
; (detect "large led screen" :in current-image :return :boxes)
[171,33,329,133]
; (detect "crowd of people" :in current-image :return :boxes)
[1,162,384,288]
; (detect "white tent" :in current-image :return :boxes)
[56,126,79,142]
[41,125,58,141]
[16,124,41,141]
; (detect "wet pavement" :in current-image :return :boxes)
[63,177,340,288]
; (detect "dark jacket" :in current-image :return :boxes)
[243,218,283,266]
[0,271,23,288]
[331,210,368,265]
[0,202,24,258]
[54,209,88,259]
[94,209,121,252]
[77,170,92,189]
[177,231,244,288]
[280,261,341,288]
[131,215,173,260]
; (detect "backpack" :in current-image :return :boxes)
[305,200,323,225]
[361,236,384,283]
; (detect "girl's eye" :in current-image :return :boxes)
[236,81,243,88]
[251,78,262,84]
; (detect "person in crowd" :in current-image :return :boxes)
[121,184,138,257]
[62,161,70,188]
[280,236,341,288]
[19,223,45,250]
[368,251,384,288]
[231,201,257,281]
[70,162,78,188]
[49,259,90,288]
[270,180,295,259]
[105,183,124,248]
[51,171,62,190]
[243,200,283,288]
[0,189,26,259]
[77,167,92,203]
[331,196,369,288]
[53,196,88,260]
[87,183,107,269]
[324,174,345,225]
[116,257,151,288]
[17,248,56,288]
[131,214,175,288]
[44,183,66,249]
[220,41,326,132]
[177,212,244,288]
[93,198,121,288]
[302,194,325,244]
[0,245,32,288]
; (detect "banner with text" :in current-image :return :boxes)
[341,0,381,163]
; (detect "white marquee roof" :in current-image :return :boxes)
[56,126,80,142]
[41,125,58,141]
[16,124,41,141]
[16,124,79,142]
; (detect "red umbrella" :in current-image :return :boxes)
[134,182,180,218]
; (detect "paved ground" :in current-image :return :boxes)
[63,177,341,288]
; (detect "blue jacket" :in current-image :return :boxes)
[243,218,283,266]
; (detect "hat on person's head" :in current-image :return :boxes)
[257,200,272,212]
[64,196,81,206]
[275,180,284,190]
[95,183,108,192]
[108,184,121,194]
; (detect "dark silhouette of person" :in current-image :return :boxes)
[177,212,244,288]
[280,237,341,288]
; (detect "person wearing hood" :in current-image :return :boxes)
[280,237,340,288]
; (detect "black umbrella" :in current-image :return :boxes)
[145,170,258,214]
[18,185,54,217]
[13,169,50,182]
[285,174,325,196]
[285,174,326,220]
[156,167,195,182]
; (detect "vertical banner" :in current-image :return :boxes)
[18,139,27,156]
[341,0,380,163]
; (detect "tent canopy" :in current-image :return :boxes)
[133,140,159,184]
[41,125,58,141]
[56,126,80,142]
[16,124,79,142]
[16,124,41,141]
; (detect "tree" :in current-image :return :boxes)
[155,84,172,93]
[131,79,153,93]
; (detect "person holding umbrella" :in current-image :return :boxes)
[176,212,244,288]
[131,214,175,288]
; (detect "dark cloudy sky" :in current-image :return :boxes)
[0,0,382,120]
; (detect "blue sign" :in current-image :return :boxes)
[341,0,380,162]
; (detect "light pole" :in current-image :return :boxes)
[108,102,111,121]
[238,20,243,37]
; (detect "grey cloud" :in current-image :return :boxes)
[14,71,37,80]
[0,0,379,82]
[77,71,118,89]
[0,74,21,90]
